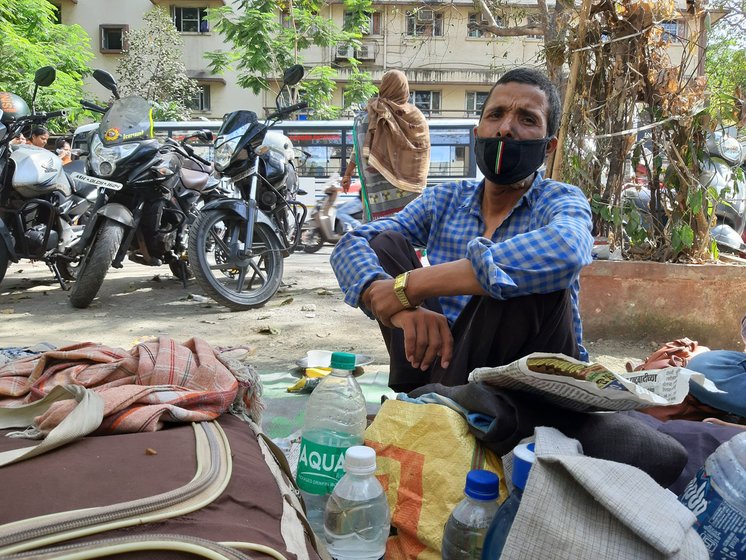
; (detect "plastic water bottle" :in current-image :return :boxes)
[296,352,367,538]
[679,431,746,558]
[482,443,536,559]
[324,446,391,560]
[441,470,500,560]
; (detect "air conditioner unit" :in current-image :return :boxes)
[417,9,434,22]
[356,44,375,61]
[335,44,354,60]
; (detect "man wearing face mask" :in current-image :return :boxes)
[330,67,593,392]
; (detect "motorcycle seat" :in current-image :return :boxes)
[180,167,210,192]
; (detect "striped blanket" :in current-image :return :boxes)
[0,337,261,435]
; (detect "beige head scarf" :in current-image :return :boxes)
[362,70,430,193]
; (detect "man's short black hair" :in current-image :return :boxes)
[31,126,49,137]
[479,67,561,138]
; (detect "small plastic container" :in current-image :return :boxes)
[679,431,746,558]
[441,469,500,560]
[481,443,536,559]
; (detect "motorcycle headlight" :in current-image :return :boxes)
[90,136,139,177]
[214,139,238,171]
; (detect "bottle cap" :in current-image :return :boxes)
[512,442,536,490]
[464,469,499,501]
[330,351,356,371]
[344,445,377,475]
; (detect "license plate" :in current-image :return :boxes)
[70,172,123,191]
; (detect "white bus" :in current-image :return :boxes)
[72,118,482,205]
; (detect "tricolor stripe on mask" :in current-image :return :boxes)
[494,140,505,173]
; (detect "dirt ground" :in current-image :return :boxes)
[0,248,655,373]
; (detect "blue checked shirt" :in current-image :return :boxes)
[330,173,594,361]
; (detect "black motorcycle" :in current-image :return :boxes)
[69,70,221,308]
[187,65,308,310]
[0,66,98,288]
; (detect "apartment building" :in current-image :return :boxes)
[53,0,706,120]
[52,0,259,119]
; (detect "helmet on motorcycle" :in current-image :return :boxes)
[0,93,31,124]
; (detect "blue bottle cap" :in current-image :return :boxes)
[464,469,500,501]
[512,442,536,490]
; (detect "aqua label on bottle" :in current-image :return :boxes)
[680,466,746,558]
[296,437,347,495]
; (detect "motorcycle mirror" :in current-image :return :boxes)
[34,66,56,88]
[92,69,120,99]
[197,130,213,142]
[31,66,56,114]
[282,65,305,87]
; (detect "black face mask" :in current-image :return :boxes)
[474,136,551,185]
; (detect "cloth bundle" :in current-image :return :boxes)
[0,337,262,435]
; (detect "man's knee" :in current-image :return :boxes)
[369,230,407,253]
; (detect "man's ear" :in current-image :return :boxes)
[546,136,558,155]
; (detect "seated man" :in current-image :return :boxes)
[330,67,594,392]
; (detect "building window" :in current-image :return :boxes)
[468,12,502,38]
[527,14,543,40]
[661,20,684,41]
[466,91,489,116]
[406,10,444,37]
[410,90,441,116]
[343,11,381,35]
[189,84,211,112]
[173,7,208,33]
[100,25,128,53]
[280,11,292,29]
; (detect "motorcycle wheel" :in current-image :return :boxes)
[0,241,8,285]
[188,209,284,311]
[301,228,324,253]
[69,221,124,309]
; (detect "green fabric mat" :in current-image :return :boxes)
[258,367,396,440]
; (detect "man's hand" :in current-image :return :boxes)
[363,278,412,327]
[391,308,453,370]
[341,175,352,193]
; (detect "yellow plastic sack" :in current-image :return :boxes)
[364,399,506,560]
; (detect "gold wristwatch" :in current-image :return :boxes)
[393,271,415,309]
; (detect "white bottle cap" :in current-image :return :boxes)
[344,446,377,475]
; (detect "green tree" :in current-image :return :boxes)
[115,7,200,120]
[0,0,93,130]
[707,1,746,127]
[205,0,375,119]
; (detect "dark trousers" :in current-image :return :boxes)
[369,231,579,392]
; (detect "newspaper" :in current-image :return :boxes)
[468,352,723,412]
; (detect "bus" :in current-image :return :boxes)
[72,118,482,206]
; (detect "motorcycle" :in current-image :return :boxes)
[69,69,222,308]
[620,134,746,256]
[0,66,99,287]
[301,173,364,253]
[187,65,308,310]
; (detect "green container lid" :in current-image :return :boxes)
[330,351,356,371]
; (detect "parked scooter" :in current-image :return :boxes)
[301,173,363,253]
[620,134,746,256]
[702,134,746,254]
[69,69,222,308]
[187,65,308,310]
[0,66,98,287]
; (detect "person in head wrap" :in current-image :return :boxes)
[340,69,430,224]
[331,67,593,392]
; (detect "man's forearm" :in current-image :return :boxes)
[405,259,485,305]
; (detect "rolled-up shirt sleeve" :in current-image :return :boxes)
[466,183,593,299]
[330,191,432,313]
